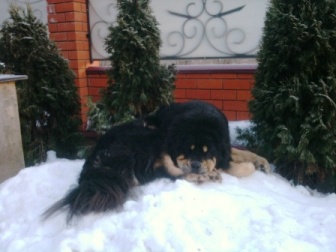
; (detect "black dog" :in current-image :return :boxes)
[147,100,270,177]
[43,119,194,222]
[44,100,267,222]
[146,100,231,174]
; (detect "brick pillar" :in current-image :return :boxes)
[46,0,91,129]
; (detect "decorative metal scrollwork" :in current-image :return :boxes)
[2,0,47,23]
[88,0,118,60]
[162,0,258,59]
[87,0,264,60]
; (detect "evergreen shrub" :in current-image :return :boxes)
[239,0,336,192]
[87,0,176,130]
[0,5,82,166]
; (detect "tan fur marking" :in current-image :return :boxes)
[162,154,186,176]
[203,157,216,172]
[153,159,163,169]
[190,144,195,150]
[231,147,271,173]
[176,154,190,170]
[131,173,140,186]
[226,162,256,177]
[203,145,208,153]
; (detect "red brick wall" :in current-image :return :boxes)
[85,68,108,103]
[86,64,256,121]
[47,0,256,125]
[47,0,93,128]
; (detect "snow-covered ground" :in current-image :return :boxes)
[0,122,335,252]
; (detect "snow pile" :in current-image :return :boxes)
[0,121,335,252]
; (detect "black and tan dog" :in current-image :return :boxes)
[43,120,198,222]
[43,100,269,222]
[146,100,270,182]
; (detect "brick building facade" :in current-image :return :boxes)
[46,0,256,127]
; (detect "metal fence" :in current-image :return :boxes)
[88,0,268,61]
[0,0,47,25]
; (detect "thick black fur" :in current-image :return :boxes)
[43,100,231,222]
[146,100,231,171]
[43,120,177,223]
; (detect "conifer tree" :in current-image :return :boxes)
[242,0,336,190]
[0,5,82,165]
[97,0,176,124]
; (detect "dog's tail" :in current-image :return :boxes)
[42,168,134,223]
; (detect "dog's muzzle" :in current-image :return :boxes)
[190,161,204,173]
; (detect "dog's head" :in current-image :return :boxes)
[175,143,217,174]
[165,116,227,174]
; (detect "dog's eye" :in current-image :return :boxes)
[190,144,195,150]
[203,145,208,153]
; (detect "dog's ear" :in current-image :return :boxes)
[215,135,231,170]
[210,135,231,171]
[144,104,172,128]
[144,113,160,128]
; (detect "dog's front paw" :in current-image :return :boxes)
[184,170,222,184]
[231,148,271,174]
[184,173,205,184]
[206,169,222,183]
[254,157,271,174]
